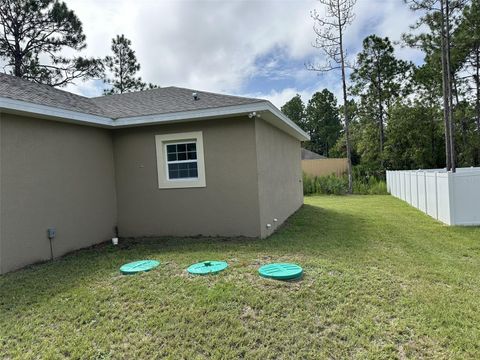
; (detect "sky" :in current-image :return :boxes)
[61,0,425,109]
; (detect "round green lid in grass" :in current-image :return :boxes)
[120,260,160,275]
[258,263,303,280]
[187,261,228,275]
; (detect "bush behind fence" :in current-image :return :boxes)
[303,173,388,195]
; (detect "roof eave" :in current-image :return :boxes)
[0,96,113,127]
[263,101,310,141]
[113,101,310,141]
[0,96,310,141]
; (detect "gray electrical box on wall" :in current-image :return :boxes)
[47,228,56,239]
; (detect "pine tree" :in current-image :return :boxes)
[281,94,307,130]
[404,0,467,171]
[351,35,412,170]
[309,0,357,193]
[0,0,102,86]
[454,1,480,163]
[103,35,157,95]
[305,90,342,157]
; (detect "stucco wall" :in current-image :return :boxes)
[0,113,117,274]
[0,112,304,273]
[113,117,261,238]
[255,118,303,238]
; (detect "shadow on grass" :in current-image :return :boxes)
[107,204,373,257]
[0,203,371,312]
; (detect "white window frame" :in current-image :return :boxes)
[155,131,206,189]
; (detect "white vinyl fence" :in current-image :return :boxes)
[386,167,480,226]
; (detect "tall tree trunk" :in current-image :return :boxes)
[119,47,125,93]
[440,0,452,170]
[432,116,436,167]
[338,5,353,193]
[476,47,480,165]
[14,52,22,77]
[445,0,456,172]
[376,65,384,170]
[13,20,22,77]
[453,78,467,155]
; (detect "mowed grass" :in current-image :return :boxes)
[1,196,480,359]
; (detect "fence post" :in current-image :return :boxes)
[448,171,455,225]
[415,171,419,209]
[392,171,395,196]
[409,172,413,205]
[386,171,390,193]
[434,171,439,220]
[423,172,427,213]
[396,171,399,197]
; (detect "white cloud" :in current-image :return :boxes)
[248,87,314,110]
[49,0,424,105]
[247,69,343,109]
[64,0,320,95]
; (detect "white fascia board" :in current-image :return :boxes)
[0,96,310,141]
[113,102,269,126]
[114,101,310,141]
[0,96,113,126]
[263,102,310,141]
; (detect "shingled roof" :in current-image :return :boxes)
[0,73,310,141]
[301,148,326,160]
[0,73,264,119]
[0,73,109,117]
[90,87,264,119]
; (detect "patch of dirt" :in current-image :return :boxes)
[240,305,259,323]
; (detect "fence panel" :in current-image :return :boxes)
[417,172,427,213]
[436,173,451,225]
[450,171,480,225]
[405,172,412,205]
[411,172,418,209]
[425,172,438,219]
[301,158,348,178]
[386,168,480,226]
[400,172,405,201]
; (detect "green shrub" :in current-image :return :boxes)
[302,173,348,195]
[353,176,388,195]
[303,172,388,195]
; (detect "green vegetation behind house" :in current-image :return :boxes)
[2,196,480,359]
[303,172,388,195]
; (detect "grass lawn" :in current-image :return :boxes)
[1,196,480,359]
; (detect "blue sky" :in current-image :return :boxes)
[62,0,425,108]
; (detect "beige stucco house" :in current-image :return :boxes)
[0,73,309,274]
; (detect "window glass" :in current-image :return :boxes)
[165,141,198,180]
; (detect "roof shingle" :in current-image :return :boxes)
[301,148,326,160]
[90,86,264,119]
[0,73,264,119]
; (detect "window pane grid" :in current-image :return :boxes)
[165,141,198,180]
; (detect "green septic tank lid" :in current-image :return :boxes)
[258,263,303,280]
[187,261,228,275]
[120,260,160,275]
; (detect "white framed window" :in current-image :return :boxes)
[165,142,198,180]
[155,131,206,188]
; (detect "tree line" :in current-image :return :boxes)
[284,0,480,183]
[0,0,156,94]
[2,0,479,180]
